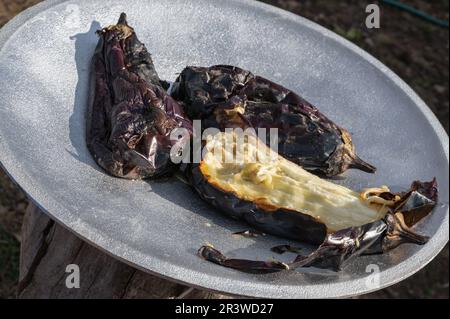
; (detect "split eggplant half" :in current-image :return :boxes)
[172,65,376,177]
[87,14,192,179]
[192,131,438,272]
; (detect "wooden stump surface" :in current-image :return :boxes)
[18,204,229,299]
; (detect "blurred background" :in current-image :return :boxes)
[0,0,448,299]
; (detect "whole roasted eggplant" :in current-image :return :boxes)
[191,131,438,272]
[172,65,376,177]
[87,14,192,179]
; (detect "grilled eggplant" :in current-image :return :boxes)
[172,65,376,177]
[87,14,192,179]
[192,131,438,272]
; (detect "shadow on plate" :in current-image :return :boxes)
[67,20,105,174]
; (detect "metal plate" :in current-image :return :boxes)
[0,0,448,299]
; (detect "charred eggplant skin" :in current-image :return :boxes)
[198,179,438,272]
[87,13,192,179]
[172,65,375,176]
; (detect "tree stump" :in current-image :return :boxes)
[17,204,228,299]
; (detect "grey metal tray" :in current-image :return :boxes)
[0,0,448,298]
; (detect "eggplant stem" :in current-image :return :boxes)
[350,155,377,173]
[398,228,429,245]
[387,212,430,246]
[118,13,128,25]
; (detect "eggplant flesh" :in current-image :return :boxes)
[87,14,192,179]
[172,65,376,177]
[193,131,438,272]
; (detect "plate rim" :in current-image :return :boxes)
[0,0,448,299]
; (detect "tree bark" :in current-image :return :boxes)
[18,204,228,299]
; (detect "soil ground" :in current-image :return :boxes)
[0,0,448,299]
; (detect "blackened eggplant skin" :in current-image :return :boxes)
[87,13,192,179]
[198,179,438,272]
[172,65,375,177]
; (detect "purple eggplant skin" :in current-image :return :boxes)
[87,13,192,179]
[198,179,438,272]
[198,246,289,273]
[172,65,376,177]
